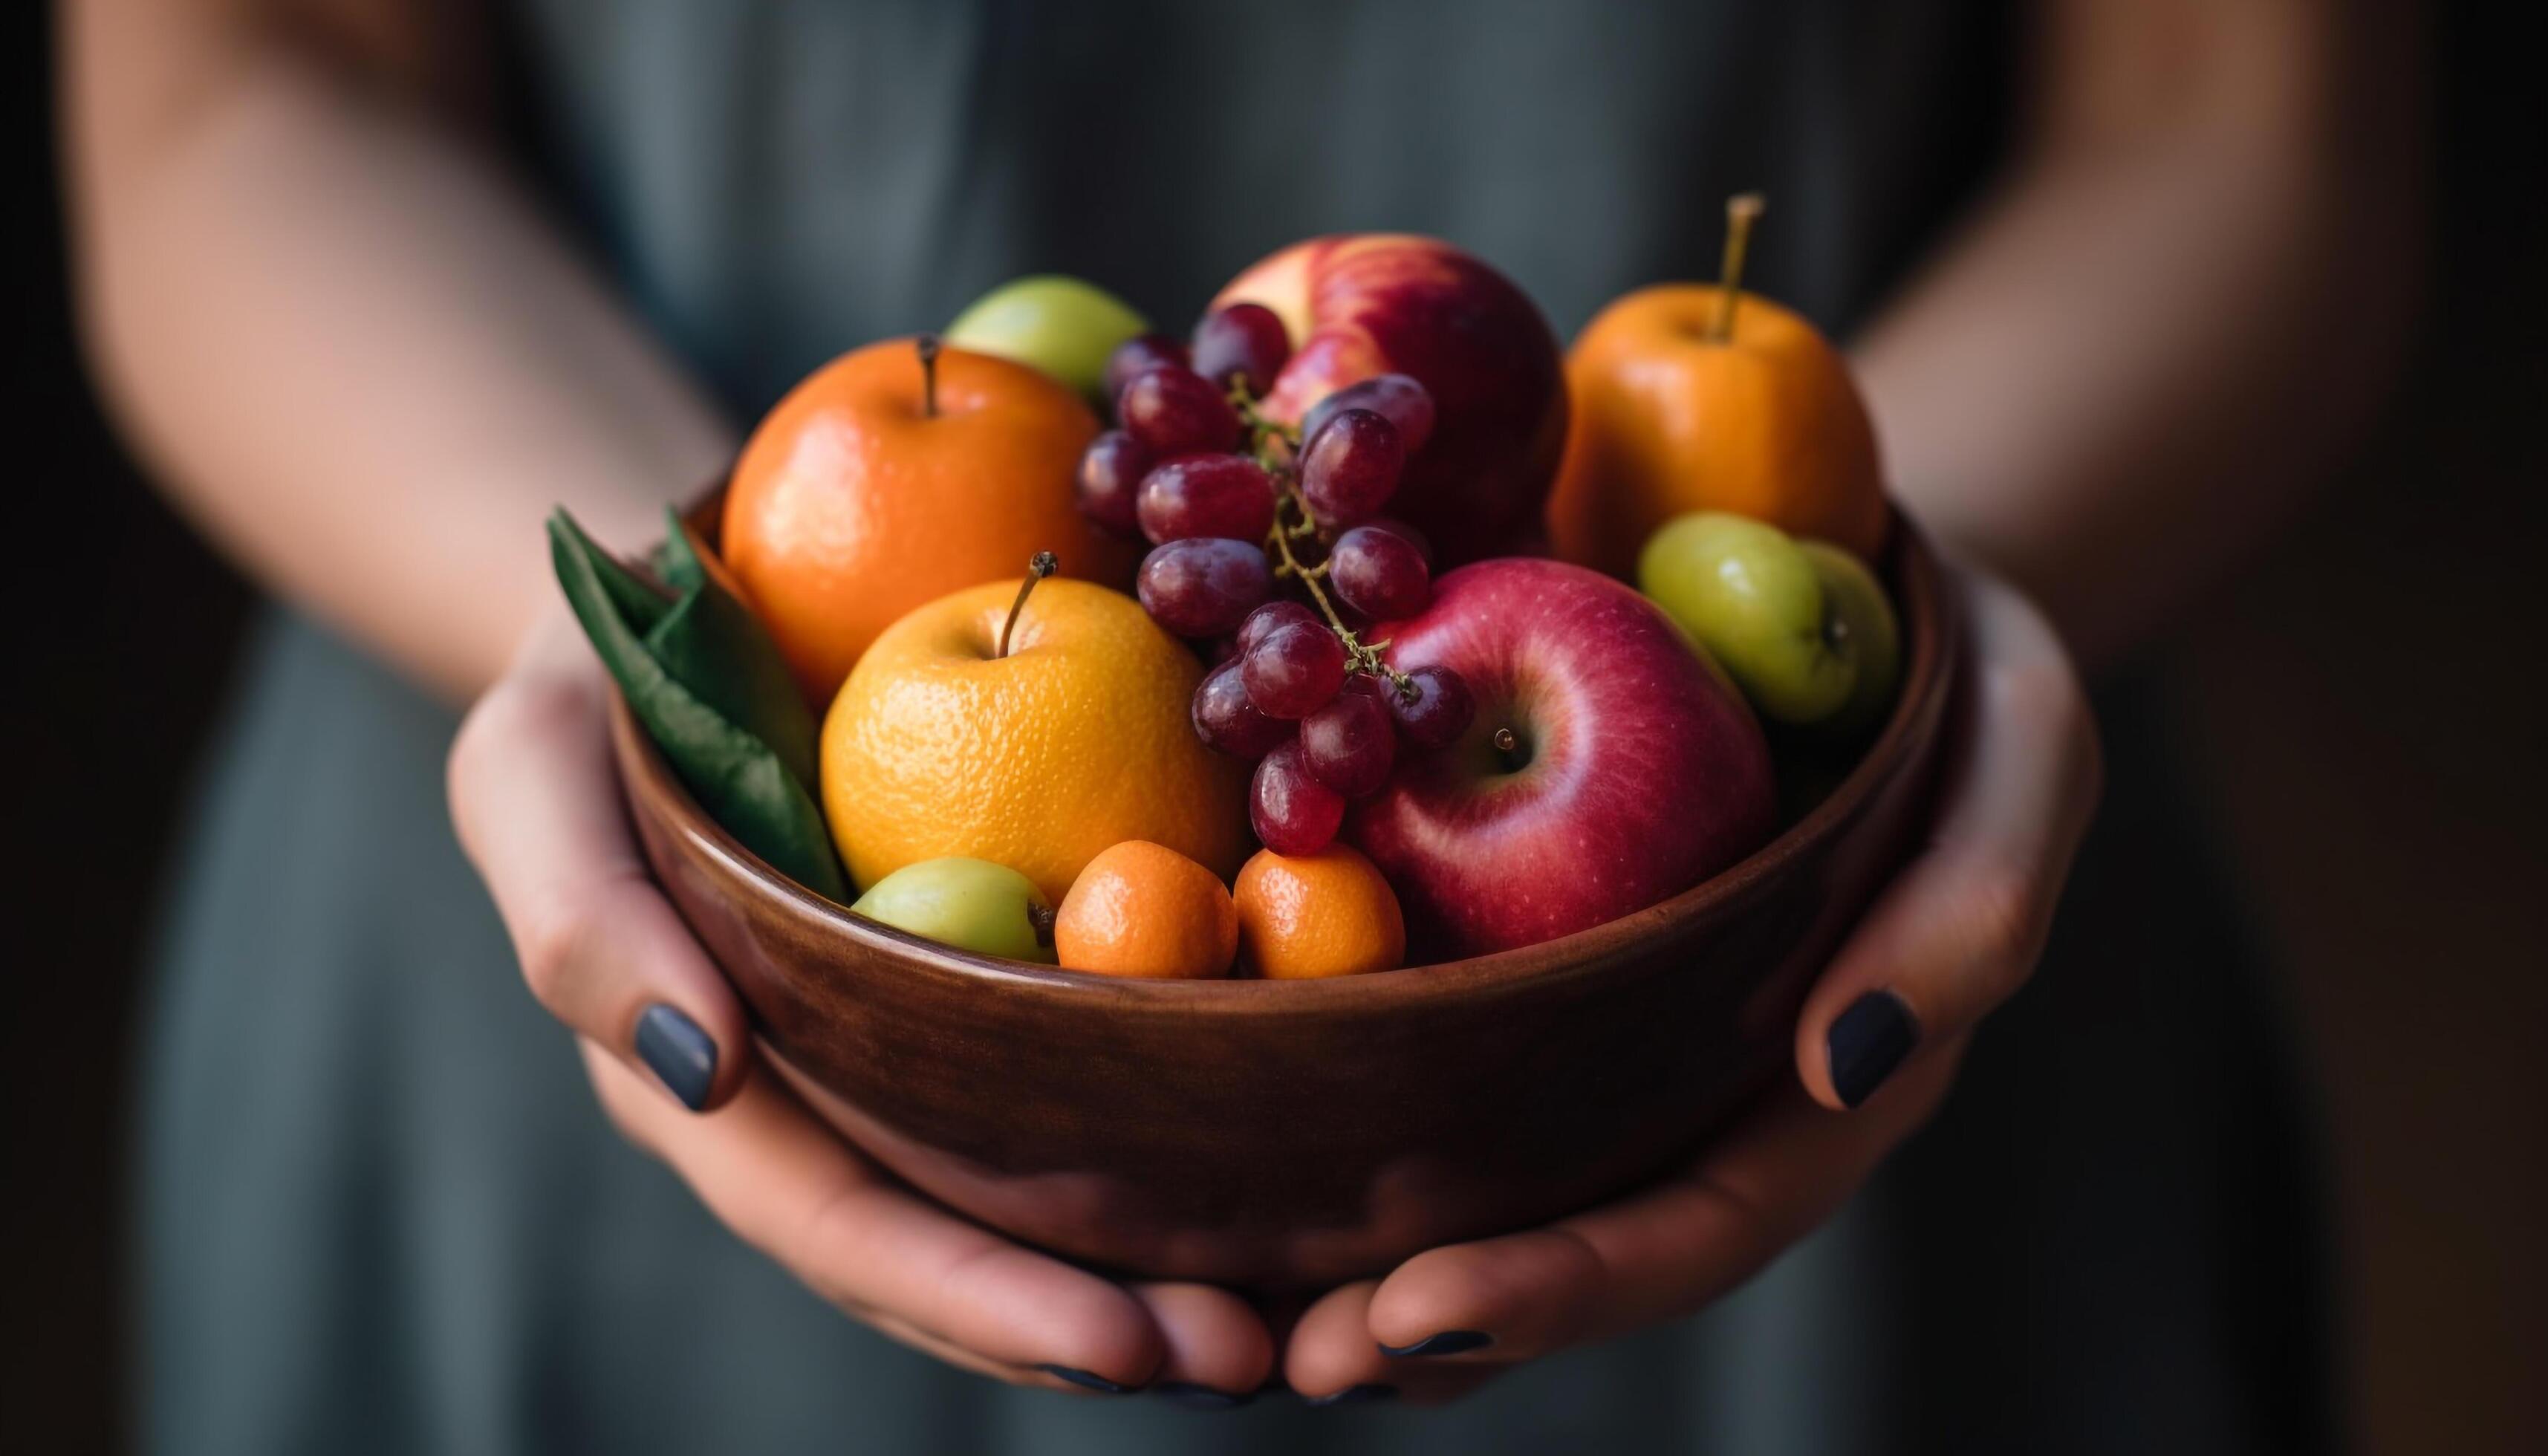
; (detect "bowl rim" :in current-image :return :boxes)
[611,504,1960,1015]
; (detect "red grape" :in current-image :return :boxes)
[1075,430,1151,537]
[1236,599,1320,654]
[1192,302,1293,398]
[1327,524,1431,620]
[1250,740,1345,855]
[1192,658,1293,758]
[1104,334,1190,406]
[1137,538,1272,637]
[1118,365,1242,457]
[1302,373,1435,455]
[1362,515,1434,567]
[1135,454,1277,545]
[1241,620,1348,718]
[1386,664,1476,748]
[1298,408,1404,527]
[1299,681,1396,796]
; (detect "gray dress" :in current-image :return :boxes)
[140,2,2329,1451]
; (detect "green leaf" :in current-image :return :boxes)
[657,511,712,594]
[643,509,821,792]
[550,510,848,902]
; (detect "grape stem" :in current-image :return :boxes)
[1230,390,1417,701]
[1262,487,1417,702]
[1234,386,1301,459]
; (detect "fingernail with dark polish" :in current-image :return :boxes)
[635,1004,716,1111]
[1828,990,1919,1108]
[1038,1365,1134,1394]
[1305,1382,1399,1407]
[1153,1380,1253,1410]
[1379,1330,1492,1358]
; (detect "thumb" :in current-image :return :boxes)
[1795,571,2102,1110]
[450,616,755,1112]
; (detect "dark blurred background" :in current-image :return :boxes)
[7,2,2541,1452]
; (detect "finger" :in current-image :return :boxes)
[1364,1229,1602,1365]
[1367,1045,1963,1361]
[1128,1283,1277,1407]
[583,1042,1166,1389]
[452,623,752,1112]
[1795,573,2102,1110]
[1284,1280,1504,1408]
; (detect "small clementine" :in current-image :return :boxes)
[1234,845,1407,980]
[1055,842,1238,980]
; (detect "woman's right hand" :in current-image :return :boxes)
[448,608,1276,1403]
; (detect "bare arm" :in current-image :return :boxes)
[67,0,1278,1393]
[1860,0,2422,666]
[61,0,732,700]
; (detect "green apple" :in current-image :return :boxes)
[1637,512,1897,731]
[1798,540,1901,738]
[851,857,1056,962]
[944,276,1148,403]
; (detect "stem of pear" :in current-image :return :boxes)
[999,551,1057,659]
[1709,193,1766,343]
[917,334,943,418]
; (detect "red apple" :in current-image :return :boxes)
[1211,235,1567,566]
[1347,558,1775,958]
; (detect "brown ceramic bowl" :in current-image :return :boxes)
[613,504,1961,1290]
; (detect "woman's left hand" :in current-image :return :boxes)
[1282,567,2103,1404]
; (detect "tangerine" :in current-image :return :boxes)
[1234,845,1407,980]
[1054,841,1238,980]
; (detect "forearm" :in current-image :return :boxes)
[64,9,731,700]
[1856,0,2420,667]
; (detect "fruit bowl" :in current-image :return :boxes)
[612,498,1960,1290]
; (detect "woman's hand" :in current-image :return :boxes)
[1281,568,2104,1404]
[448,608,1277,1402]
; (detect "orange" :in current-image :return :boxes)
[721,337,1134,703]
[1054,841,1239,980]
[1234,845,1407,980]
[820,576,1250,904]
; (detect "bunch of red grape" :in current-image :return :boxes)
[1074,304,1477,855]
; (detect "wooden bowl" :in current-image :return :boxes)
[612,508,1961,1290]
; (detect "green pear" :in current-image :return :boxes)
[1798,540,1901,738]
[945,276,1148,403]
[1637,512,1897,732]
[851,857,1055,962]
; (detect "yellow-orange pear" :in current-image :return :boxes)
[1548,195,1888,576]
[821,565,1249,904]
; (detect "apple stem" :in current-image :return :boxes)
[999,551,1057,659]
[917,334,943,418]
[1709,193,1766,343]
[1492,726,1527,770]
[1027,902,1056,947]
